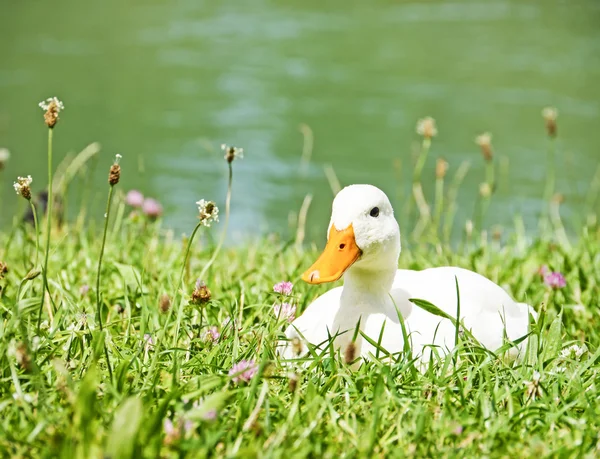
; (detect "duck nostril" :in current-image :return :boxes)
[339,243,346,250]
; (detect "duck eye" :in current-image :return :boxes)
[369,207,380,218]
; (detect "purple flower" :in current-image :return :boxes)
[273,302,296,322]
[204,326,220,343]
[79,285,89,297]
[229,359,258,384]
[125,190,144,208]
[142,198,163,219]
[273,281,293,296]
[203,408,218,421]
[544,272,566,289]
[538,265,549,277]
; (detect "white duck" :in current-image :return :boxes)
[281,184,535,364]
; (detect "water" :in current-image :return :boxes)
[1,0,599,242]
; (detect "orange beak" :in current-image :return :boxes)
[302,224,362,284]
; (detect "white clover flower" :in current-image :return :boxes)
[560,344,587,360]
[196,199,219,227]
[38,97,64,112]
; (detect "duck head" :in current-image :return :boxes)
[302,184,401,284]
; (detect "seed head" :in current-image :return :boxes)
[344,341,357,364]
[191,279,211,305]
[221,143,244,163]
[196,199,219,226]
[291,337,303,356]
[542,107,558,137]
[39,97,64,129]
[13,175,33,200]
[416,117,437,140]
[435,158,448,179]
[0,148,9,170]
[475,132,493,162]
[15,342,32,372]
[108,154,122,186]
[288,372,299,392]
[159,293,171,313]
[0,261,7,279]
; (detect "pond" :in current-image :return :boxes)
[1,0,599,242]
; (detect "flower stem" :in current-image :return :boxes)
[37,128,53,332]
[96,184,115,380]
[199,162,233,280]
[29,200,40,268]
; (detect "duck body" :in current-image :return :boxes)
[281,184,534,364]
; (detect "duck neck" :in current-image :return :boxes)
[341,265,396,307]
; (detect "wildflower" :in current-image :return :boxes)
[204,326,220,343]
[39,97,64,128]
[273,281,293,296]
[479,182,492,198]
[229,359,258,384]
[344,341,357,364]
[524,370,542,400]
[273,302,296,322]
[163,418,180,445]
[544,271,566,289]
[221,143,244,163]
[108,154,122,186]
[191,279,211,305]
[475,132,493,162]
[196,199,219,226]
[542,107,558,137]
[79,285,90,297]
[191,398,218,421]
[144,334,154,352]
[416,117,437,140]
[538,265,549,278]
[15,342,32,372]
[142,198,163,219]
[0,148,9,170]
[125,190,144,207]
[560,344,587,360]
[75,311,88,329]
[288,372,299,392]
[13,175,33,200]
[291,337,303,356]
[159,293,171,313]
[435,158,448,179]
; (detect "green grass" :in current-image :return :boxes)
[0,207,598,457]
[1,109,599,457]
